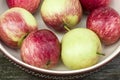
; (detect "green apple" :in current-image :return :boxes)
[61,28,102,70]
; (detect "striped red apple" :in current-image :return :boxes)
[0,7,38,48]
[21,29,60,69]
[80,0,110,13]
[41,0,82,32]
[6,0,41,13]
[87,6,120,45]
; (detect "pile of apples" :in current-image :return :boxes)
[0,0,120,70]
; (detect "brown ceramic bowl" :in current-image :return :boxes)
[0,0,120,80]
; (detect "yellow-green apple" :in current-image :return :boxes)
[40,0,82,32]
[80,0,110,13]
[6,0,41,14]
[21,29,60,69]
[87,6,120,45]
[0,7,38,48]
[61,28,102,70]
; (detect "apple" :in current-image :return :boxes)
[21,29,60,69]
[61,28,102,70]
[0,7,38,48]
[6,0,41,14]
[80,0,110,13]
[87,6,120,45]
[40,0,82,32]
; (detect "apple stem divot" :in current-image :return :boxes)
[18,33,29,48]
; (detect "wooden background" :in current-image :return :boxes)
[0,51,120,80]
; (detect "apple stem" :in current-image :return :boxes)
[97,52,105,56]
[64,26,71,31]
[18,33,28,48]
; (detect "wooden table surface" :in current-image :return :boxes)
[0,51,120,80]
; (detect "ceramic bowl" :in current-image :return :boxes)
[0,0,120,80]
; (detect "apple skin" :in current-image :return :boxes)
[21,29,60,69]
[87,6,120,45]
[41,0,82,32]
[6,0,41,13]
[61,28,102,70]
[0,7,38,48]
[80,0,110,13]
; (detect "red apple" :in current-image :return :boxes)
[6,0,41,14]
[21,29,60,69]
[87,6,120,45]
[40,0,82,32]
[80,0,110,13]
[0,7,38,48]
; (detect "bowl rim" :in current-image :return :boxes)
[0,42,120,75]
